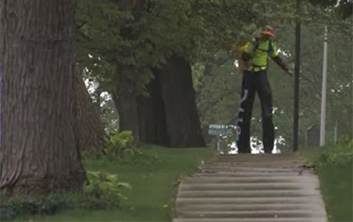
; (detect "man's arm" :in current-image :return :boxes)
[272,56,289,73]
[240,41,255,68]
[269,41,290,74]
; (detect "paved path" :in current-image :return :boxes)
[173,154,327,222]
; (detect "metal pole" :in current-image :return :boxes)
[334,120,338,144]
[320,26,328,147]
[217,135,220,152]
[293,0,301,152]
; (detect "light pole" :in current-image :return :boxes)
[320,26,328,147]
[293,0,301,152]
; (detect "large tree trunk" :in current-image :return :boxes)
[113,57,206,148]
[0,0,85,196]
[158,55,205,147]
[76,72,106,153]
[112,71,170,146]
[112,66,140,143]
[137,75,170,146]
[111,0,146,143]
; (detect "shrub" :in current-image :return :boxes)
[106,131,135,159]
[0,171,131,220]
[0,193,74,220]
[106,131,159,164]
[319,138,353,165]
[83,171,131,208]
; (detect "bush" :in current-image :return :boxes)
[0,193,75,220]
[106,131,159,164]
[83,171,131,208]
[319,137,353,165]
[0,171,131,220]
[106,131,135,159]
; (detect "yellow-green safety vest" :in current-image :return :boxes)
[243,38,278,72]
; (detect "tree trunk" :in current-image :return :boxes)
[76,72,106,153]
[0,0,85,196]
[158,55,206,147]
[112,71,170,146]
[113,57,206,147]
[111,0,146,143]
[137,75,170,146]
[112,66,140,143]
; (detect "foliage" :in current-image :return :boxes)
[106,131,134,159]
[31,146,214,222]
[308,0,353,19]
[299,143,353,222]
[77,0,205,94]
[0,172,131,220]
[0,193,72,221]
[84,171,131,208]
[318,137,353,165]
[99,93,120,135]
[105,131,159,164]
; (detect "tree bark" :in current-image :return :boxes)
[158,55,206,147]
[76,72,106,153]
[137,75,170,146]
[112,66,140,143]
[112,70,170,146]
[111,0,146,143]
[0,0,85,196]
[113,58,206,148]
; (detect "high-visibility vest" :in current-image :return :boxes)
[243,38,278,71]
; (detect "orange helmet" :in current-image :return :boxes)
[259,26,274,38]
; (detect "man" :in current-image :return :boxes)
[236,26,290,154]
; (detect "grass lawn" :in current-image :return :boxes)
[28,146,214,222]
[298,147,353,222]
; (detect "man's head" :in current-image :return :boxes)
[258,26,274,38]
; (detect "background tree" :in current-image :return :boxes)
[77,0,206,147]
[0,0,85,196]
[76,70,106,153]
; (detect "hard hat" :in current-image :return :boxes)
[259,26,274,38]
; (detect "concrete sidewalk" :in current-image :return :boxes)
[173,154,327,222]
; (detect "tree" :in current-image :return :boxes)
[78,0,206,147]
[308,0,353,19]
[157,55,205,147]
[111,55,206,147]
[0,0,85,196]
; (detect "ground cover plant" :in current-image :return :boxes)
[299,138,353,222]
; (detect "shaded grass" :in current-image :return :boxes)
[319,162,352,222]
[29,146,214,222]
[299,147,353,222]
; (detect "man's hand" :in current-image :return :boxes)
[273,56,292,77]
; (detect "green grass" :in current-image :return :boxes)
[299,147,353,222]
[28,146,214,222]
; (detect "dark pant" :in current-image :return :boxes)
[236,70,274,153]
